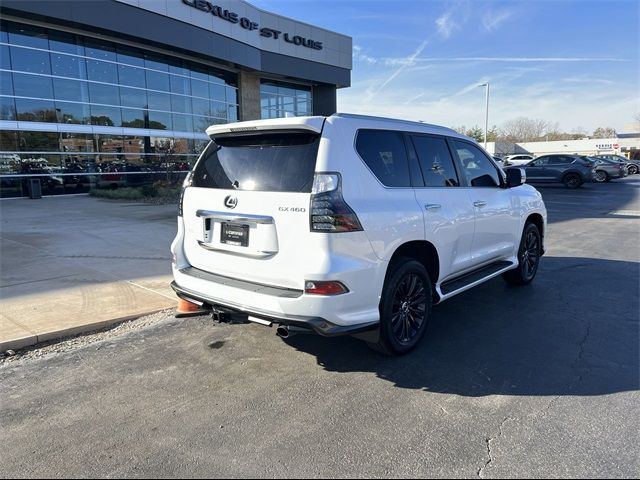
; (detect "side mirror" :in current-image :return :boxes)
[506,168,526,188]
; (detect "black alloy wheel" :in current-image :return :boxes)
[368,259,433,355]
[390,273,428,344]
[503,223,541,286]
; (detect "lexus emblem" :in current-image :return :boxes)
[224,195,238,209]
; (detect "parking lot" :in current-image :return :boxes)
[1,178,639,478]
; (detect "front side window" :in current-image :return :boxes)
[531,156,550,166]
[355,130,411,187]
[411,135,459,187]
[452,140,500,187]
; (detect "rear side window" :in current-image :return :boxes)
[355,130,411,187]
[410,135,459,187]
[191,132,319,192]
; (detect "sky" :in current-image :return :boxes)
[251,0,639,133]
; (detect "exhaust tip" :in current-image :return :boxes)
[276,325,290,339]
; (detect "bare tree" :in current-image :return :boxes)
[592,127,617,139]
[500,117,548,142]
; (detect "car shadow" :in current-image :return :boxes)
[283,256,639,397]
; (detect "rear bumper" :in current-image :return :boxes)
[171,281,379,337]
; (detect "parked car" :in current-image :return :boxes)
[589,156,627,183]
[171,113,547,355]
[503,154,535,166]
[505,154,595,188]
[594,154,639,175]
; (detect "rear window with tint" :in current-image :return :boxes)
[192,132,319,192]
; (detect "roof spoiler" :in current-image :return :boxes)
[206,117,325,138]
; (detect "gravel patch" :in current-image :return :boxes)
[0,309,178,366]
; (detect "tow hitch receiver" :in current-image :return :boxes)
[211,306,249,324]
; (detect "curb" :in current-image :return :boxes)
[0,308,171,353]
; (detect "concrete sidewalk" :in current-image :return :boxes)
[0,195,178,351]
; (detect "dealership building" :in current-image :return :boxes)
[0,0,352,197]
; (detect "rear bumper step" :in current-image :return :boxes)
[170,281,379,337]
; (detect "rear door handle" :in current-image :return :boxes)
[473,201,487,208]
[425,203,442,211]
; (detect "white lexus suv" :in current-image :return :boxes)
[171,114,547,355]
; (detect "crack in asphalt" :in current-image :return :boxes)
[478,416,513,478]
[476,316,594,477]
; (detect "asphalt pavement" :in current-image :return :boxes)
[1,178,639,478]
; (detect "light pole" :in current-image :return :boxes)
[478,83,490,150]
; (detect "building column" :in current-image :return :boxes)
[312,84,337,116]
[238,71,261,121]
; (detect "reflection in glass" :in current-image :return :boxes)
[88,82,119,105]
[15,98,56,122]
[12,72,54,98]
[10,46,51,74]
[90,104,121,126]
[55,100,89,124]
[53,78,89,102]
[86,60,118,83]
[51,53,87,79]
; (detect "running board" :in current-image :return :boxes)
[440,260,514,296]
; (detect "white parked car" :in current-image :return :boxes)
[504,154,535,166]
[171,114,547,355]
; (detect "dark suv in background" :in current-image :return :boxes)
[506,154,595,189]
[594,154,639,175]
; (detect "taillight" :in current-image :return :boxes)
[310,173,363,232]
[305,280,349,295]
[178,171,193,217]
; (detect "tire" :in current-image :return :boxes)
[502,223,541,286]
[628,165,639,175]
[563,173,582,189]
[367,258,432,356]
[594,170,608,183]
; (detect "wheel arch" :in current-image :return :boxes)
[525,213,545,255]
[388,240,440,298]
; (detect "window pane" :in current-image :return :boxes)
[192,96,210,117]
[86,60,118,83]
[146,70,170,92]
[55,100,89,124]
[10,46,51,74]
[411,136,459,187]
[172,113,193,132]
[0,96,16,120]
[1,45,11,70]
[121,109,145,128]
[53,78,89,102]
[18,131,59,151]
[88,82,119,105]
[355,130,411,187]
[193,115,211,132]
[148,110,171,130]
[51,53,87,79]
[210,101,228,120]
[84,40,116,61]
[13,72,54,98]
[118,64,146,88]
[116,46,144,67]
[7,23,48,49]
[209,83,226,103]
[453,140,500,187]
[225,86,237,104]
[170,74,191,95]
[47,30,84,55]
[171,94,191,114]
[191,78,208,99]
[120,87,147,109]
[144,54,168,72]
[90,104,120,126]
[0,70,14,95]
[147,90,171,111]
[228,106,238,122]
[15,97,56,122]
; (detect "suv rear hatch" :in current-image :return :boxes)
[180,118,325,289]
